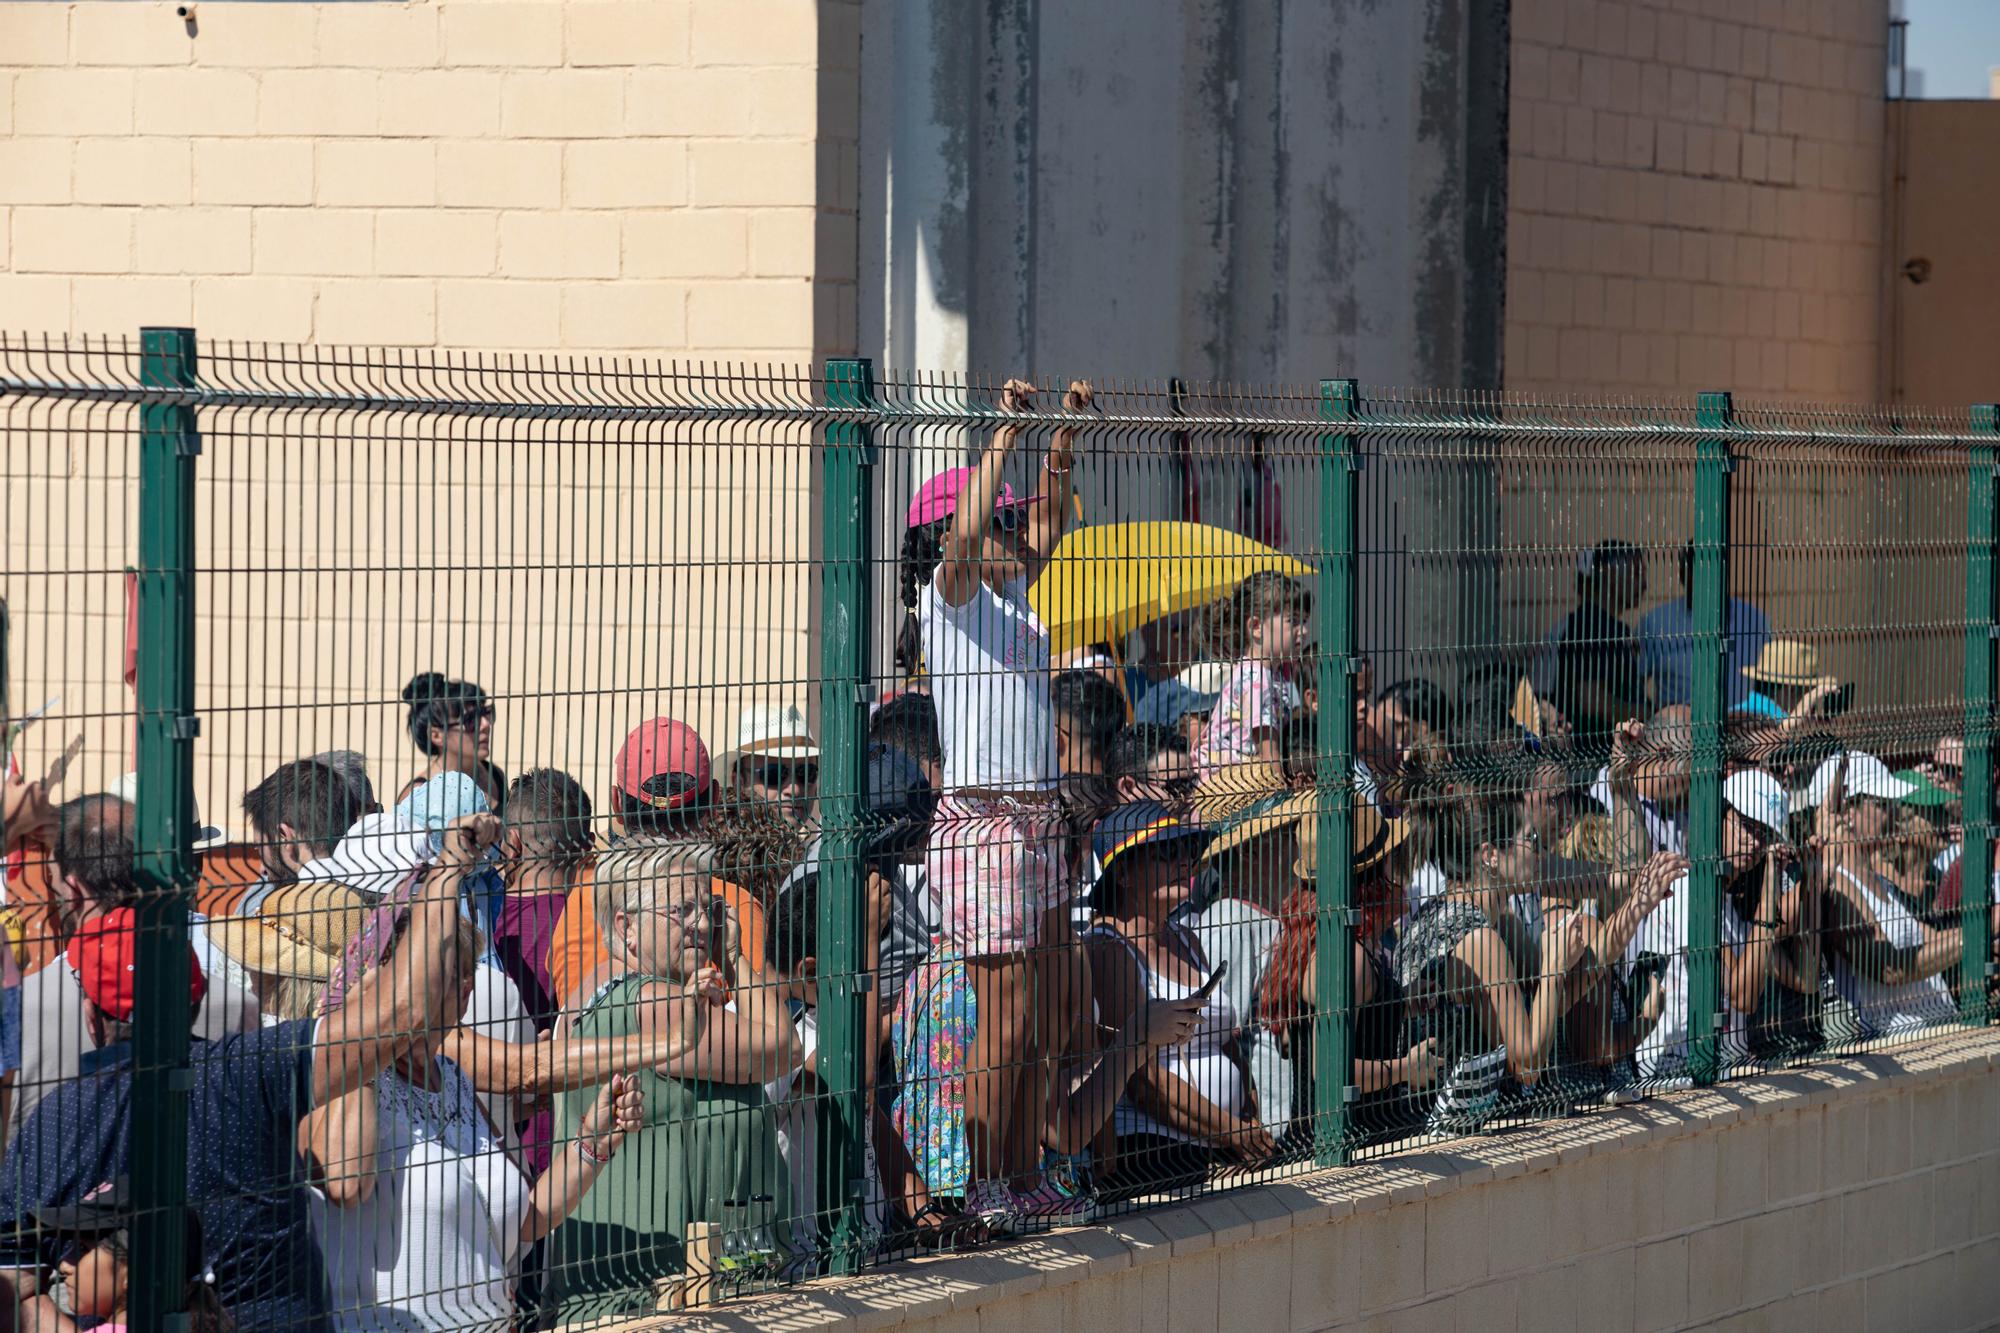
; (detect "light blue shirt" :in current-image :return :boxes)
[1638,596,1770,708]
[1733,691,1786,719]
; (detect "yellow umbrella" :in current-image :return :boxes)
[1028,521,1313,658]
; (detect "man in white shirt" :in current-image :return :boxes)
[1627,769,1805,1081]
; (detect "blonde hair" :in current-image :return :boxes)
[594,837,717,954]
[265,973,329,1023]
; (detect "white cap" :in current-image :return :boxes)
[1723,769,1791,835]
[717,702,820,781]
[1178,661,1232,695]
[1800,751,1914,809]
[106,771,227,849]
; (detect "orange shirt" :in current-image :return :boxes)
[545,867,767,1008]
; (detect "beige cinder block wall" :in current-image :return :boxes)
[1497,1,1927,714]
[677,1033,2000,1333]
[0,0,859,839]
[1505,0,1888,400]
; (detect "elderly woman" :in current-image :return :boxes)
[301,894,721,1331]
[544,838,801,1325]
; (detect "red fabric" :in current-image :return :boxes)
[65,907,207,1021]
[123,571,139,691]
[1936,858,1964,916]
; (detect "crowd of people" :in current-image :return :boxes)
[0,379,1988,1329]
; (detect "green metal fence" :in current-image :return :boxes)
[0,329,1993,1325]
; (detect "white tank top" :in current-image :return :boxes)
[312,1056,529,1332]
[921,579,1058,792]
[1091,924,1245,1142]
[1830,868,1954,1039]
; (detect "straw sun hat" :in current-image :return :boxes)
[1743,640,1823,687]
[1294,798,1413,883]
[1194,762,1303,862]
[212,880,370,981]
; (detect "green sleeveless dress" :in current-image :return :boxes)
[543,973,787,1325]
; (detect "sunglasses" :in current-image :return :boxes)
[752,762,819,790]
[991,505,1025,534]
[448,705,495,730]
[59,1231,125,1266]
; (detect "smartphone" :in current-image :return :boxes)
[1193,959,1230,1002]
[1823,682,1855,718]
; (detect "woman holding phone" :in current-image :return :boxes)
[1084,802,1272,1202]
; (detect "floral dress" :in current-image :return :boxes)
[1196,659,1300,777]
[891,948,977,1196]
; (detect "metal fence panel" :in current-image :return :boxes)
[0,331,1992,1325]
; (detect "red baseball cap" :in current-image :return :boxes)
[615,718,712,811]
[66,908,207,1023]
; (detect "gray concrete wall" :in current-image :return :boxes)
[858,0,1507,389]
[854,0,1510,668]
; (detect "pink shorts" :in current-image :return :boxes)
[925,793,1072,956]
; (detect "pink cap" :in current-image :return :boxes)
[905,467,1042,530]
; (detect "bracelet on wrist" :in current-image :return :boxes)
[577,1135,614,1166]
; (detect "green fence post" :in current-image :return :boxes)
[817,358,876,1271]
[1961,404,1998,1024]
[1312,378,1359,1167]
[1687,390,1733,1085]
[132,326,199,1332]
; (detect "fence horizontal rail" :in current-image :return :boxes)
[0,328,1994,1327]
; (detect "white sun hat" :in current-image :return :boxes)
[1723,769,1791,836]
[716,703,820,783]
[1800,751,1915,810]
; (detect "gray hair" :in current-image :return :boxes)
[310,749,376,811]
[595,837,717,955]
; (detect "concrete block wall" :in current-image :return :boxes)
[662,1031,2000,1333]
[0,1,861,829]
[0,0,848,362]
[1505,0,1889,401]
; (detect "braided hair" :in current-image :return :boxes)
[895,519,949,677]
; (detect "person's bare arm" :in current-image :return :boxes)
[1019,380,1092,583]
[440,1023,708,1098]
[520,1074,647,1246]
[935,380,1031,608]
[1040,996,1203,1155]
[1606,720,1657,872]
[1457,918,1586,1083]
[659,904,802,1084]
[311,814,498,1105]
[297,1085,380,1207]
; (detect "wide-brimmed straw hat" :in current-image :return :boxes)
[1744,640,1822,687]
[1194,762,1303,861]
[1294,798,1412,882]
[212,880,370,981]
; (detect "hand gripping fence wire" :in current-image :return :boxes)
[0,329,1996,1323]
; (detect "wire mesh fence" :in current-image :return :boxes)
[0,329,1993,1328]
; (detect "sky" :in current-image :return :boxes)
[1900,0,2000,98]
